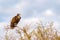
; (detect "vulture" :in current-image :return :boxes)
[10,14,21,29]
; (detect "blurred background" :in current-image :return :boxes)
[0,0,60,40]
[0,0,60,31]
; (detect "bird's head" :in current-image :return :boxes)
[17,13,21,19]
[17,13,21,16]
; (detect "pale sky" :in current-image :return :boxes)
[0,0,60,39]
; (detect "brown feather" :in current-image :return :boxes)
[10,14,21,29]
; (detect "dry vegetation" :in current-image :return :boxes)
[4,22,60,40]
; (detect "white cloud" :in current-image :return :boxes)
[2,1,30,16]
[18,17,45,26]
[42,9,55,17]
[0,22,7,27]
[0,0,60,39]
[15,1,29,10]
[0,22,9,29]
[20,17,40,25]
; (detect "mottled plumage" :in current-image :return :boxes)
[10,14,21,29]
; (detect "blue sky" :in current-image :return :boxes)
[0,0,60,39]
[0,0,60,34]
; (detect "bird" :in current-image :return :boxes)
[10,13,21,29]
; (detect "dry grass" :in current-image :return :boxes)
[5,22,60,40]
